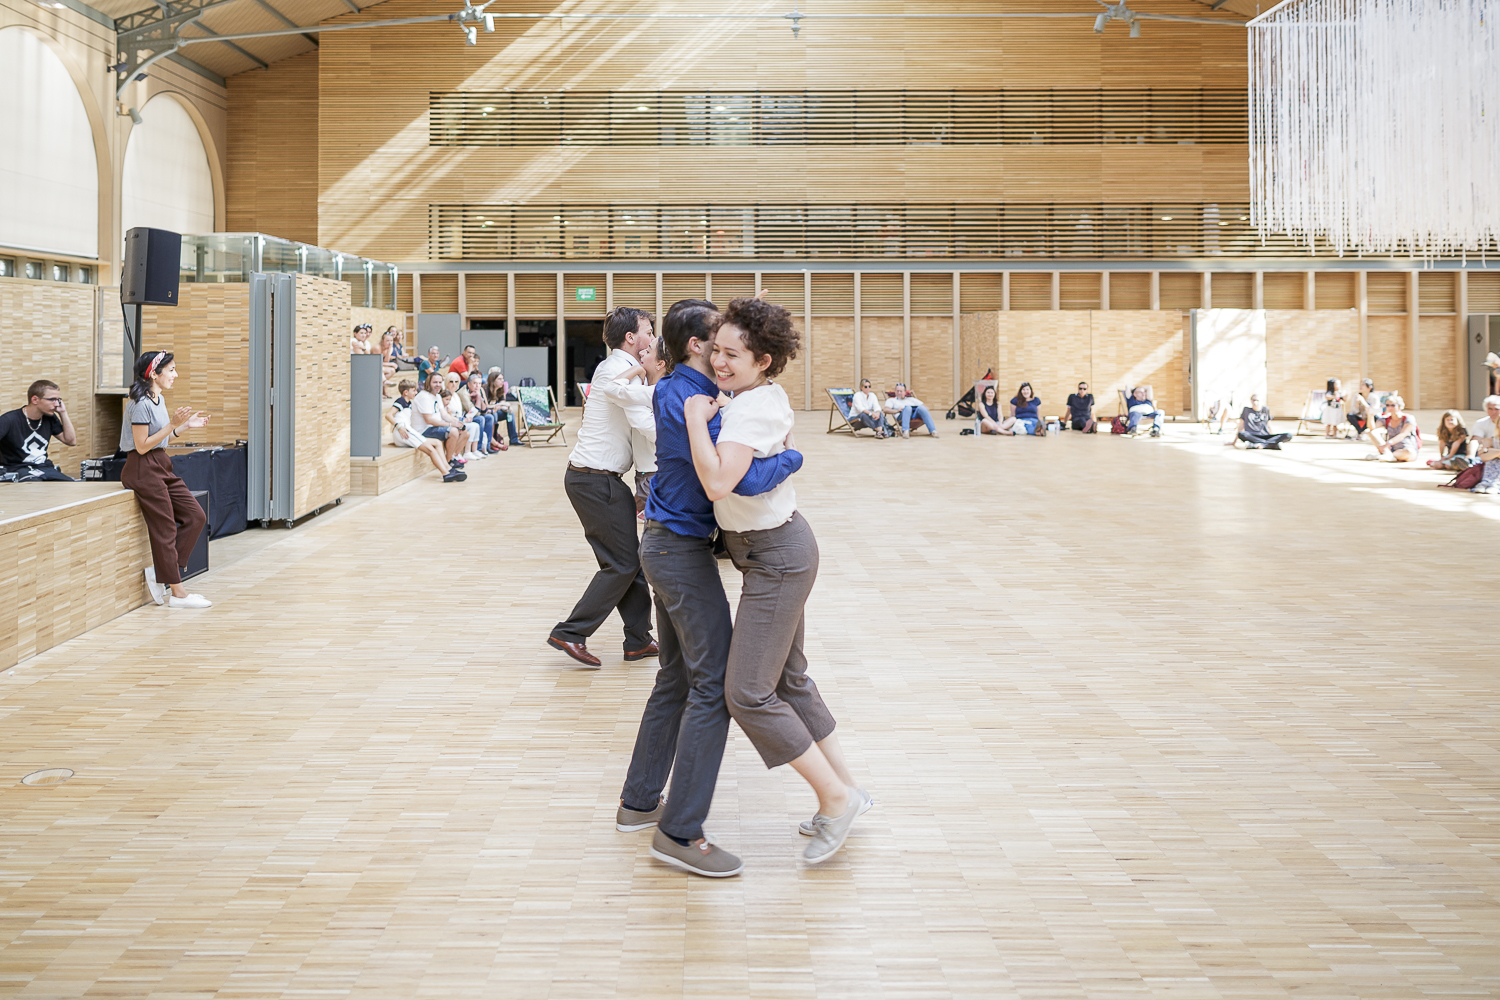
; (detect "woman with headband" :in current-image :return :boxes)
[120,351,213,609]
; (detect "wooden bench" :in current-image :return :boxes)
[349,444,437,496]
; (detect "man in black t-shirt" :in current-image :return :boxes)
[1065,382,1096,433]
[1230,393,1293,450]
[0,379,78,481]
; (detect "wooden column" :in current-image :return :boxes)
[902,272,912,387]
[1001,272,1010,311]
[411,272,422,315]
[1049,271,1060,310]
[1099,272,1110,311]
[1304,270,1316,310]
[655,273,663,320]
[456,272,466,324]
[556,273,566,405]
[1201,272,1212,311]
[1407,270,1421,408]
[952,272,961,404]
[1149,272,1160,311]
[1253,271,1264,310]
[853,272,863,385]
[803,271,813,411]
[505,273,517,347]
[1456,271,1469,408]
[605,273,614,312]
[1356,271,1368,383]
[704,273,712,302]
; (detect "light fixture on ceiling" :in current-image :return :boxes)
[1092,1,1142,38]
[128,107,143,125]
[1093,12,1108,32]
[1161,215,1173,221]
[464,24,476,44]
[635,105,650,111]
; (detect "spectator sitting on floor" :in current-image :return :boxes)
[1427,410,1471,471]
[1009,382,1044,436]
[462,371,508,453]
[1125,385,1165,437]
[441,385,486,461]
[446,371,494,456]
[1349,378,1380,439]
[1066,382,1096,433]
[1323,377,1346,438]
[977,385,1015,435]
[387,380,464,482]
[1366,394,1421,462]
[350,324,372,354]
[376,332,399,396]
[884,382,938,438]
[0,379,78,481]
[1228,393,1292,450]
[486,369,523,446]
[416,346,448,383]
[850,379,892,437]
[1470,399,1500,492]
[413,373,470,464]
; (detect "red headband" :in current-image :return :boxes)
[145,352,165,378]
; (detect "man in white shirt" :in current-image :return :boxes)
[849,379,891,438]
[1472,395,1500,451]
[548,307,660,668]
[386,380,464,482]
[411,373,470,463]
[883,383,938,438]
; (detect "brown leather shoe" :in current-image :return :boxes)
[623,640,659,662]
[547,636,601,668]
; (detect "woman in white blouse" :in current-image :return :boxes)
[683,297,870,866]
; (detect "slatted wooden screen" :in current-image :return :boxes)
[1366,273,1407,313]
[429,89,1247,147]
[429,202,1309,261]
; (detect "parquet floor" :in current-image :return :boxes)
[2,413,1497,999]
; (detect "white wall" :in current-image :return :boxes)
[0,26,99,258]
[120,93,216,238]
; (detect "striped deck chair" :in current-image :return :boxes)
[516,385,567,447]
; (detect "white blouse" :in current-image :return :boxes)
[713,382,797,533]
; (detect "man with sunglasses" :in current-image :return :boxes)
[0,379,77,481]
[1065,381,1096,433]
[849,379,891,437]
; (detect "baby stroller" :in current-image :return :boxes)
[945,368,995,420]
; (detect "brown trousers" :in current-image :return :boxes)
[122,449,205,586]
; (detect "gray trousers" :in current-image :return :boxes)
[621,523,733,841]
[552,467,653,649]
[722,512,836,769]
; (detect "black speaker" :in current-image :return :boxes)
[122,227,181,306]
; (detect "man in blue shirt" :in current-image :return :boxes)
[616,300,802,878]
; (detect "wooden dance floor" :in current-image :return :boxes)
[2,414,1497,999]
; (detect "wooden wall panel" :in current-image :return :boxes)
[513,274,554,314]
[464,274,507,315]
[1366,316,1409,395]
[1108,273,1151,310]
[227,51,318,245]
[910,274,954,315]
[994,312,1092,416]
[1263,310,1360,418]
[0,486,151,669]
[860,275,904,316]
[662,273,707,305]
[811,317,854,401]
[1060,273,1099,310]
[1419,272,1456,314]
[812,275,855,314]
[0,278,99,474]
[1419,316,1458,409]
[861,316,904,391]
[910,317,953,408]
[1315,272,1357,310]
[778,331,807,411]
[612,274,656,310]
[352,307,405,338]
[960,312,1000,387]
[1263,273,1304,310]
[712,273,758,303]
[1158,273,1200,311]
[420,274,458,313]
[143,284,252,447]
[1090,312,1185,413]
[1009,274,1051,310]
[1470,272,1500,312]
[1367,273,1408,314]
[1212,273,1254,309]
[292,275,352,520]
[960,275,1004,313]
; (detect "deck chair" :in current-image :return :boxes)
[576,381,591,404]
[1295,389,1331,436]
[827,388,879,436]
[1118,385,1162,436]
[516,385,567,447]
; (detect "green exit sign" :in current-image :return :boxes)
[575,287,597,302]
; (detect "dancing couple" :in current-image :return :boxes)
[615,297,870,877]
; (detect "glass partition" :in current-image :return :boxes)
[178,233,398,309]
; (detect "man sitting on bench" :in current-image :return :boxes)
[0,379,77,481]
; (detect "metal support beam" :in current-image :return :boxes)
[246,0,318,45]
[181,20,268,68]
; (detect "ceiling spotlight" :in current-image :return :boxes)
[1093,12,1108,32]
[484,13,494,31]
[128,106,143,125]
[1130,19,1141,37]
[635,105,650,111]
[464,23,476,44]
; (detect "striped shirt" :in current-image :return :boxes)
[643,365,803,539]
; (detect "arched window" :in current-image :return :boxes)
[121,94,216,237]
[0,27,99,258]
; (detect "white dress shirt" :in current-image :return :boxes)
[851,390,883,417]
[568,349,655,474]
[600,380,658,474]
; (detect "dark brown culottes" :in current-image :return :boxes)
[122,449,206,586]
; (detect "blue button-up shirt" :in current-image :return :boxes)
[644,365,803,538]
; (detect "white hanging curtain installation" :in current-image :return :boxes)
[1249,0,1500,257]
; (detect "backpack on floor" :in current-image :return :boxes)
[1110,415,1129,435]
[1439,463,1485,490]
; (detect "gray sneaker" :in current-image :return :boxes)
[802,786,871,864]
[649,828,743,878]
[616,799,663,832]
[799,788,873,836]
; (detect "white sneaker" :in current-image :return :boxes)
[167,593,212,609]
[799,788,873,836]
[144,567,167,606]
[803,786,871,864]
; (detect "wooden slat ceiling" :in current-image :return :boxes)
[99,0,1251,83]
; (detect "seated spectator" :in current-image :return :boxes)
[416,346,448,383]
[376,332,399,396]
[1349,378,1380,438]
[386,380,464,482]
[441,384,486,461]
[486,369,523,446]
[389,327,419,370]
[1125,385,1165,437]
[883,383,938,438]
[1427,410,1471,470]
[449,344,479,380]
[1471,401,1500,492]
[977,385,1015,435]
[1366,394,1420,462]
[850,379,892,437]
[0,379,77,481]
[1229,393,1292,450]
[412,373,470,463]
[1009,382,1044,435]
[456,371,504,454]
[1322,377,1346,438]
[1066,382,1096,433]
[350,323,373,354]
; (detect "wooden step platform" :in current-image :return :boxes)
[0,483,151,669]
[349,444,437,496]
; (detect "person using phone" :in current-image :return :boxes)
[0,379,77,480]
